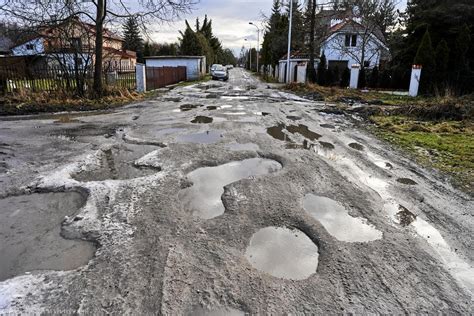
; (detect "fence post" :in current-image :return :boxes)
[409,65,422,97]
[136,63,146,92]
[350,64,360,89]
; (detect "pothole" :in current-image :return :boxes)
[73,145,159,182]
[303,194,383,242]
[191,116,213,124]
[286,124,321,141]
[187,306,245,316]
[396,205,417,227]
[267,124,291,142]
[179,158,282,219]
[176,130,223,144]
[319,141,335,150]
[320,123,336,129]
[0,192,95,281]
[287,116,302,121]
[348,143,364,151]
[396,178,418,185]
[180,104,203,112]
[245,226,319,280]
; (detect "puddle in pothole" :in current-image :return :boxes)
[267,124,291,142]
[73,145,159,181]
[207,105,218,110]
[226,143,260,151]
[348,143,364,151]
[287,116,302,121]
[396,205,417,227]
[0,192,95,281]
[245,226,319,280]
[179,158,281,219]
[397,178,418,185]
[319,141,335,150]
[287,124,321,141]
[191,116,213,124]
[180,104,204,112]
[187,306,245,316]
[320,123,336,129]
[176,130,223,144]
[152,128,186,138]
[303,194,383,242]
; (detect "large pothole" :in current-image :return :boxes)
[73,145,159,182]
[179,158,282,219]
[245,226,319,280]
[302,194,382,242]
[0,191,95,281]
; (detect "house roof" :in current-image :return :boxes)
[104,47,136,59]
[326,18,388,47]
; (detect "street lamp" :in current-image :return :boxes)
[245,38,252,70]
[249,22,260,73]
[286,0,293,83]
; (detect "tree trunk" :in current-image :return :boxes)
[93,0,105,97]
[307,0,317,83]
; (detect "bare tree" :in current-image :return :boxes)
[0,0,197,96]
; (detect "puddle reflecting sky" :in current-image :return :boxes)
[179,158,281,219]
[303,194,383,242]
[245,226,319,280]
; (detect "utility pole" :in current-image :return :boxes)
[249,22,260,73]
[245,38,251,70]
[286,0,293,83]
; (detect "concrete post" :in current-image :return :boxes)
[297,64,306,83]
[350,64,360,89]
[409,65,422,97]
[136,63,146,93]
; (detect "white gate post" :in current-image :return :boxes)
[409,65,422,97]
[136,63,146,93]
[349,64,360,89]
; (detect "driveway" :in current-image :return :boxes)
[0,68,472,314]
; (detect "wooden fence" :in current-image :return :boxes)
[0,65,136,94]
[146,66,186,90]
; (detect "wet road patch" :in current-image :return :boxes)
[303,194,383,242]
[0,192,95,281]
[287,116,302,121]
[191,116,213,124]
[179,158,282,219]
[180,104,203,112]
[176,130,223,144]
[349,143,364,151]
[73,146,159,181]
[320,123,336,129]
[206,106,218,110]
[245,226,319,280]
[396,178,418,185]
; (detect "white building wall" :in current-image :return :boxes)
[145,58,205,80]
[322,33,383,68]
[11,38,45,56]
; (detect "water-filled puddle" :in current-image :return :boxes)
[176,130,223,144]
[287,124,321,141]
[396,205,417,227]
[152,128,186,138]
[73,145,159,181]
[179,158,281,219]
[349,143,364,151]
[319,141,335,150]
[226,143,260,151]
[191,116,213,124]
[267,124,291,142]
[0,192,95,281]
[287,116,302,121]
[320,123,336,129]
[397,178,417,185]
[180,104,203,111]
[245,226,319,280]
[187,306,245,316]
[303,194,383,242]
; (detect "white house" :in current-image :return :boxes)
[321,18,390,71]
[144,56,206,81]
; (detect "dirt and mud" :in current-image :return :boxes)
[0,68,472,314]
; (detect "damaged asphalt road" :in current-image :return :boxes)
[0,68,472,314]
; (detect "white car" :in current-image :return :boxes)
[211,65,228,81]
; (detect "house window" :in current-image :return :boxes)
[344,34,357,47]
[26,44,34,50]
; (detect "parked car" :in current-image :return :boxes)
[211,65,229,81]
[210,64,222,73]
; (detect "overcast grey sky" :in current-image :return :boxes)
[148,0,407,54]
